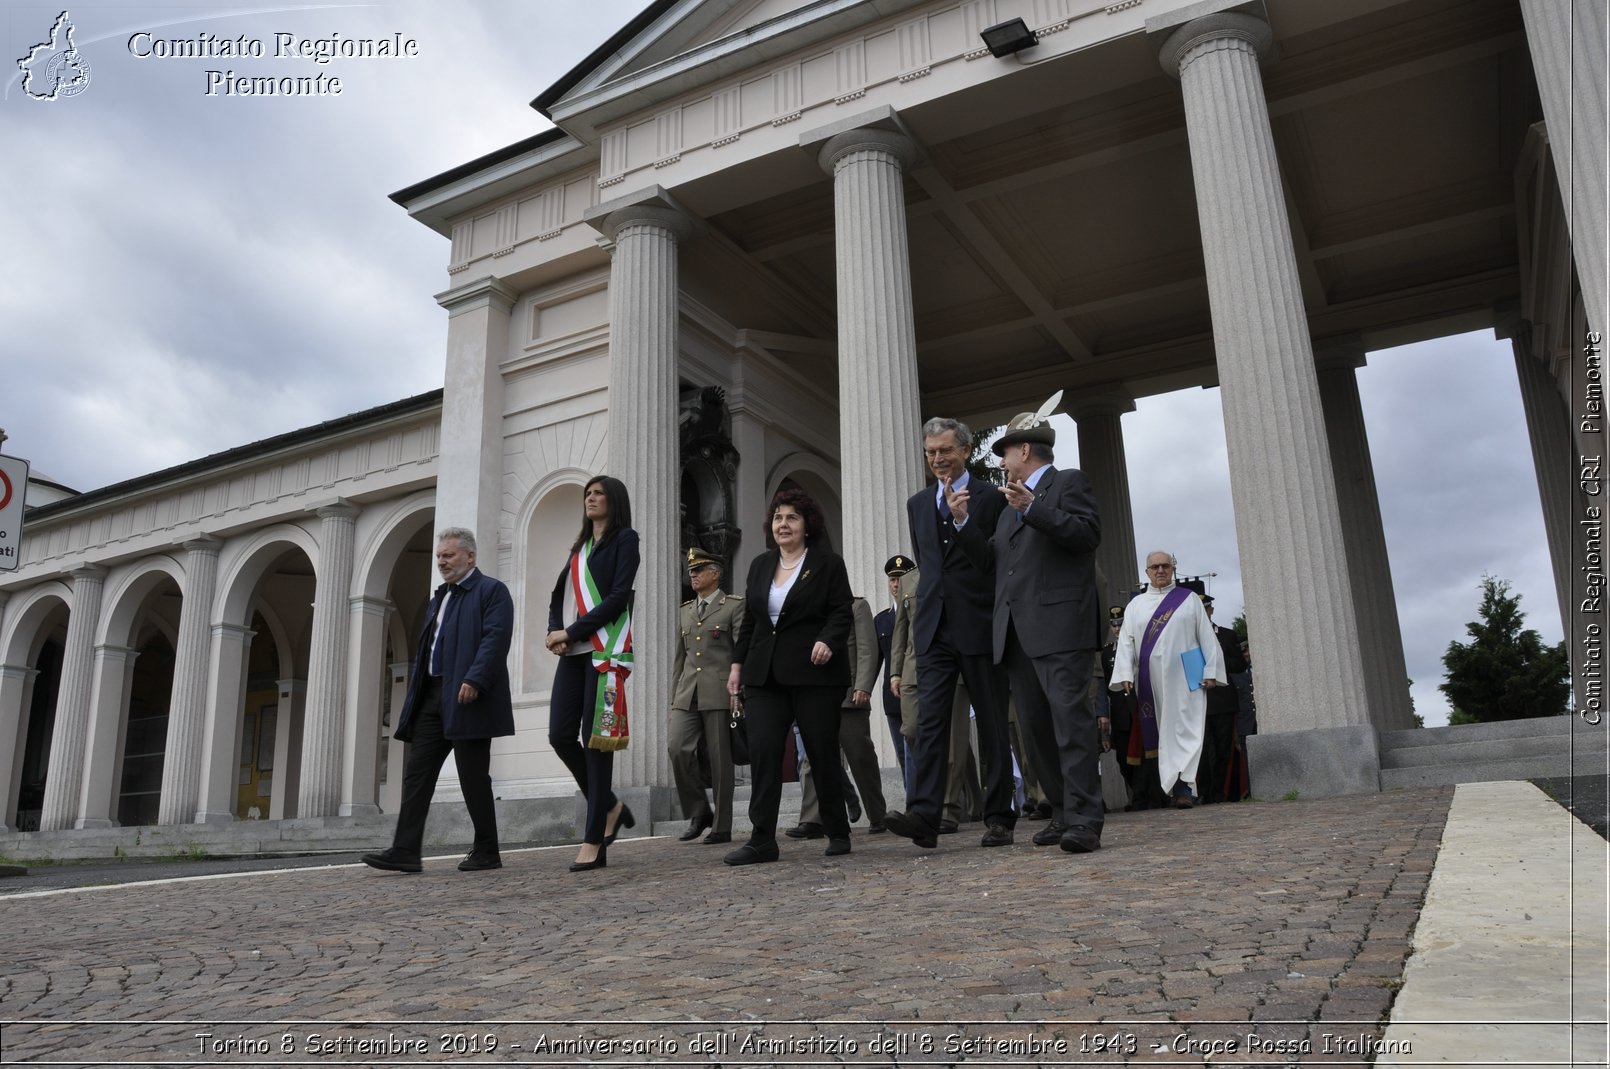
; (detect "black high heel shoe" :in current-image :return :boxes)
[569,843,608,872]
[603,802,635,846]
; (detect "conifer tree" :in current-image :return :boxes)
[1441,576,1569,723]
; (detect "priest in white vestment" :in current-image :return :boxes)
[1108,551,1226,806]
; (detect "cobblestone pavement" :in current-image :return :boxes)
[0,788,1451,1067]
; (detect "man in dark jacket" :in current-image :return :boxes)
[363,527,515,873]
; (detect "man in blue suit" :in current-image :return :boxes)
[363,527,515,874]
[883,417,1019,850]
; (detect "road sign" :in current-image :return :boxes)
[0,453,30,572]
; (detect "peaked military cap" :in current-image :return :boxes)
[686,546,721,571]
[884,554,915,577]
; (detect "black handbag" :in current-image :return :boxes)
[728,693,751,766]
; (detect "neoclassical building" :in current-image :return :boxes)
[2,0,1602,839]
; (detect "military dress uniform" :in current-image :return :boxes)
[669,549,745,843]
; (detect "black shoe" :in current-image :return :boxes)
[361,849,421,873]
[980,824,1013,847]
[847,797,863,824]
[457,851,502,871]
[702,831,732,845]
[824,837,851,857]
[883,810,938,849]
[785,821,825,839]
[938,819,959,834]
[724,842,780,866]
[1060,827,1101,854]
[569,844,608,872]
[1031,801,1054,820]
[1032,820,1068,846]
[867,821,886,834]
[679,813,714,842]
[604,803,636,846]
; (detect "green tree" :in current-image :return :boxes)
[1439,576,1569,723]
[966,424,1005,486]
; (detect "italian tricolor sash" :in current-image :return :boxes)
[572,539,633,751]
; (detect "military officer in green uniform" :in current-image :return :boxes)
[670,547,744,844]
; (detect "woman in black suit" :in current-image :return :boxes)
[724,488,855,865]
[546,475,639,872]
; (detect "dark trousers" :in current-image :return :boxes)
[393,678,498,855]
[909,625,1016,831]
[549,654,619,844]
[745,683,847,847]
[1199,712,1236,804]
[1002,624,1102,837]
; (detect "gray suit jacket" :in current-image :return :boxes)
[842,597,878,708]
[991,465,1103,661]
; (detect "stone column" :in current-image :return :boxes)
[1150,6,1374,795]
[435,277,517,547]
[588,191,693,791]
[39,564,107,831]
[77,643,140,827]
[270,678,306,821]
[1314,335,1416,731]
[299,502,358,817]
[1070,389,1140,605]
[1520,0,1608,339]
[195,622,253,823]
[0,663,39,831]
[340,595,391,817]
[1509,322,1578,638]
[380,660,410,814]
[158,536,220,825]
[816,120,927,603]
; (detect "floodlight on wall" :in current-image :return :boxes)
[980,18,1036,57]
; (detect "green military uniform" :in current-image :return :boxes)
[797,596,889,831]
[670,550,745,840]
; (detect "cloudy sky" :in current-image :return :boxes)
[2,1,1561,726]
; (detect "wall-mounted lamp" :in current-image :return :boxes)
[980,18,1037,57]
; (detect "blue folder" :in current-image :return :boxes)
[1181,646,1206,691]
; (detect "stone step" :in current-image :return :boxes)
[1380,731,1605,769]
[1380,715,1588,750]
[1380,752,1595,790]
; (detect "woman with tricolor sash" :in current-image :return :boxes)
[545,475,639,872]
[723,488,856,865]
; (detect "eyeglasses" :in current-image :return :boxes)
[1147,563,1174,571]
[924,446,960,458]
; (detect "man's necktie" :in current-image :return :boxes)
[429,583,459,676]
[697,599,708,622]
[939,492,952,520]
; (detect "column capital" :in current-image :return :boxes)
[1148,1,1274,78]
[211,621,255,642]
[434,275,519,316]
[315,500,359,523]
[1068,386,1136,420]
[277,677,307,697]
[92,643,141,661]
[0,663,39,682]
[181,534,222,556]
[350,594,393,618]
[801,104,920,173]
[584,185,695,243]
[70,563,108,582]
[1312,332,1367,372]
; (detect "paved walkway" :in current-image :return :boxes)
[0,784,1603,1067]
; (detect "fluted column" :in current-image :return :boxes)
[339,595,391,817]
[1153,11,1371,750]
[158,536,220,825]
[1314,336,1415,731]
[819,124,927,603]
[594,197,692,789]
[1071,389,1139,606]
[299,502,358,817]
[40,564,107,830]
[380,660,410,814]
[0,663,39,831]
[1510,322,1578,637]
[435,278,516,544]
[195,622,253,823]
[270,678,306,820]
[1520,0,1608,339]
[78,643,140,828]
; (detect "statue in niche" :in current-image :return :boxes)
[679,384,741,593]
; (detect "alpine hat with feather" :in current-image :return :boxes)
[991,389,1063,456]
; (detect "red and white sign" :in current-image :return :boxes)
[0,453,30,572]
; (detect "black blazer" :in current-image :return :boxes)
[904,476,1007,657]
[990,465,1103,660]
[547,528,641,643]
[733,545,853,689]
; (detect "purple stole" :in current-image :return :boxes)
[1127,585,1193,764]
